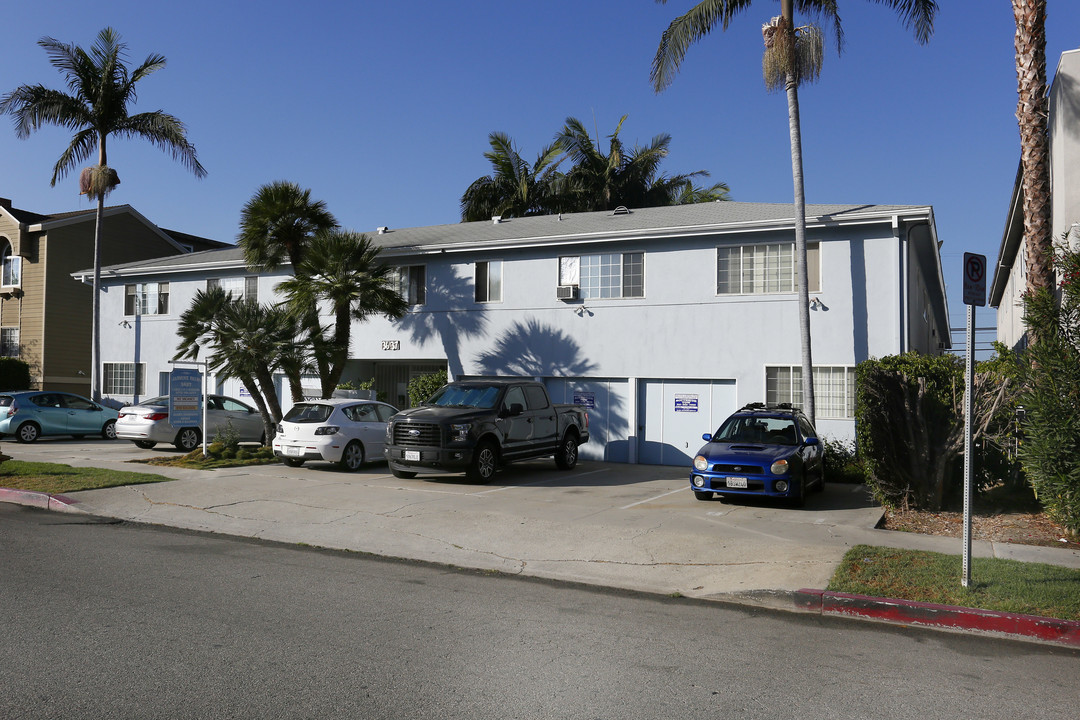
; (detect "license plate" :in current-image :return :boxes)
[404,450,420,462]
[725,477,748,489]
[285,446,300,457]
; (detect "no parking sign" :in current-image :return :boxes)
[963,252,986,307]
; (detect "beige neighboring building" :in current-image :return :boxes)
[991,48,1080,347]
[0,197,224,395]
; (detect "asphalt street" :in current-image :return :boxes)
[4,503,1077,720]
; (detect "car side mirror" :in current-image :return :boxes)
[501,403,524,418]
[804,436,819,446]
[702,433,713,442]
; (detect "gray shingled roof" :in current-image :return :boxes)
[92,201,929,277]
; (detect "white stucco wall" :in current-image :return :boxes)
[97,212,943,461]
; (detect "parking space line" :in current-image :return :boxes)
[620,486,686,510]
[473,468,610,495]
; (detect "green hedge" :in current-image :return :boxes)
[407,370,448,408]
[0,358,31,390]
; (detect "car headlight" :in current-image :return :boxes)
[386,422,393,441]
[771,459,790,475]
[450,423,471,442]
[314,426,340,436]
[693,455,709,471]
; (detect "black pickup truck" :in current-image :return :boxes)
[384,379,590,482]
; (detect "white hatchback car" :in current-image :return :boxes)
[273,399,398,471]
[116,394,265,451]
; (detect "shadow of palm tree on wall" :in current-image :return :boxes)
[474,316,597,377]
[475,317,634,461]
[395,265,488,379]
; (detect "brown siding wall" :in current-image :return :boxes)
[40,211,184,393]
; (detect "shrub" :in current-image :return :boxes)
[855,352,1015,510]
[1017,234,1080,537]
[212,420,240,452]
[821,436,864,484]
[0,358,31,390]
[408,370,448,408]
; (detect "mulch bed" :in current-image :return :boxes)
[883,507,1080,550]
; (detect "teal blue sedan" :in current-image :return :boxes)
[0,391,119,442]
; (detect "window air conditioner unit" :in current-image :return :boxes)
[557,284,579,300]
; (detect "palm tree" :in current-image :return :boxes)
[278,230,409,398]
[651,0,936,424]
[460,132,566,222]
[238,181,337,271]
[174,287,303,442]
[675,179,731,205]
[0,27,206,402]
[1013,0,1052,299]
[556,115,713,212]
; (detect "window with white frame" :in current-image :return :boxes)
[475,260,502,303]
[207,276,258,301]
[103,362,145,395]
[1,240,21,288]
[766,365,856,419]
[559,252,644,299]
[124,282,169,315]
[389,265,426,305]
[0,327,18,357]
[717,242,820,295]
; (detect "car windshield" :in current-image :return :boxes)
[140,396,167,407]
[714,416,799,445]
[283,403,334,423]
[426,384,502,409]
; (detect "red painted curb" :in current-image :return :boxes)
[0,487,82,513]
[796,588,1080,647]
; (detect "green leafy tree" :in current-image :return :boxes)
[650,0,937,424]
[174,287,303,442]
[856,352,1015,510]
[238,181,337,271]
[278,231,408,398]
[1017,234,1080,536]
[0,28,206,401]
[460,132,566,222]
[555,115,714,212]
[408,370,448,408]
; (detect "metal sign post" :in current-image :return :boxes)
[961,253,986,587]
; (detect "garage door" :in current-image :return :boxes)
[638,379,737,466]
[544,378,630,462]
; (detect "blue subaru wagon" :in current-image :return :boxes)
[690,403,824,506]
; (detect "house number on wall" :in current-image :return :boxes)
[381,340,400,351]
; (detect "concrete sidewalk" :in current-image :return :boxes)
[3,439,1079,645]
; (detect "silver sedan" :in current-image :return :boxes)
[116,395,265,451]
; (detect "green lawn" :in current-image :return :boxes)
[829,544,1080,621]
[0,460,173,494]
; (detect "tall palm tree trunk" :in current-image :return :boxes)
[782,0,815,425]
[90,183,104,402]
[1014,0,1052,297]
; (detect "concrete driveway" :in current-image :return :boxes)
[3,436,1048,605]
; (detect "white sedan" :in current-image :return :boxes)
[116,395,265,451]
[273,399,398,471]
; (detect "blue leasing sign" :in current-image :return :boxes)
[674,394,699,412]
[573,391,596,409]
[170,368,202,427]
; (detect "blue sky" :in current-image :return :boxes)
[2,1,1079,351]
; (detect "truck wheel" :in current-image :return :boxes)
[554,432,579,470]
[391,466,417,479]
[467,441,498,483]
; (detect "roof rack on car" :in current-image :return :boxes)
[738,401,798,412]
